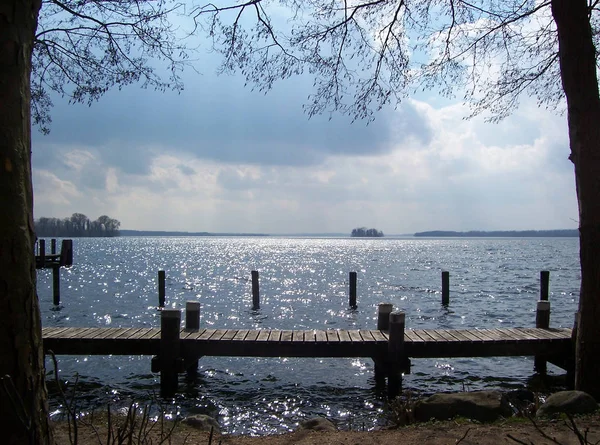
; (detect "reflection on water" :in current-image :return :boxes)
[40,236,579,434]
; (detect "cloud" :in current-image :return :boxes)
[31,50,577,234]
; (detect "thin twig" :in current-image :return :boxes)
[456,428,471,445]
[506,434,534,445]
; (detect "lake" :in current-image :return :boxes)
[38,236,580,434]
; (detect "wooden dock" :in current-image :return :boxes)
[42,322,574,398]
[42,326,572,359]
[41,290,574,398]
[36,238,73,305]
[35,238,73,269]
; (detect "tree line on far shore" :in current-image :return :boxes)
[351,227,384,237]
[35,213,121,237]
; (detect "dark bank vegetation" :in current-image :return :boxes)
[351,227,384,238]
[36,213,121,237]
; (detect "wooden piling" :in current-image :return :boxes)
[185,301,200,375]
[185,301,200,331]
[251,270,260,310]
[387,311,406,399]
[374,303,394,387]
[160,309,181,397]
[377,303,394,331]
[540,271,550,301]
[60,239,73,267]
[39,239,46,266]
[534,300,551,374]
[349,272,357,308]
[536,300,550,329]
[442,271,450,305]
[52,266,60,306]
[158,270,166,307]
[51,238,57,254]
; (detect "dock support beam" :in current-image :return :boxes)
[251,270,260,310]
[540,271,550,301]
[387,311,406,399]
[185,301,201,376]
[349,272,357,309]
[39,239,46,267]
[534,300,551,374]
[374,303,394,387]
[159,309,182,397]
[442,271,450,305]
[158,270,166,308]
[52,266,60,306]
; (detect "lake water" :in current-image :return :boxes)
[38,236,580,434]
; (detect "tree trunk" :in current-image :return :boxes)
[0,1,50,444]
[551,0,600,399]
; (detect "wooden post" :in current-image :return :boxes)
[158,270,166,307]
[60,239,73,267]
[251,270,260,310]
[374,303,394,387]
[349,271,357,308]
[51,238,57,254]
[39,239,45,267]
[377,303,394,331]
[540,271,550,301]
[52,266,60,306]
[536,300,550,329]
[160,309,181,397]
[534,300,551,374]
[185,301,200,331]
[387,311,406,399]
[185,301,200,375]
[441,271,450,305]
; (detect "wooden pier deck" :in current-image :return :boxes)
[42,326,572,360]
[35,239,73,269]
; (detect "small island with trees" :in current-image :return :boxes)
[351,227,384,237]
[35,213,121,237]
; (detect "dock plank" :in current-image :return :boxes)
[268,331,281,342]
[338,330,352,342]
[326,331,339,342]
[315,330,327,343]
[221,330,238,341]
[304,330,316,342]
[432,330,461,342]
[412,330,435,342]
[404,330,425,343]
[137,328,161,340]
[359,330,375,342]
[187,329,208,340]
[348,330,363,342]
[256,330,270,342]
[456,329,484,342]
[369,330,387,342]
[233,330,249,341]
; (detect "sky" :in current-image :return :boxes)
[31,7,578,235]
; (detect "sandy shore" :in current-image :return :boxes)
[51,414,600,445]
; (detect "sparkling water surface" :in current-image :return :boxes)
[39,236,580,434]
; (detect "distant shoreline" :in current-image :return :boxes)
[116,229,579,238]
[413,229,578,237]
